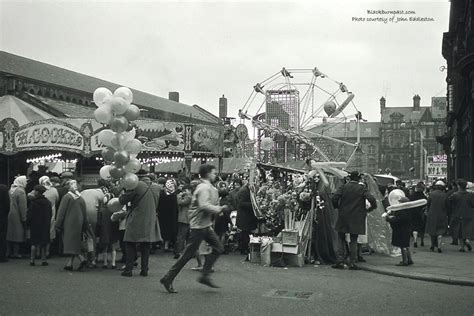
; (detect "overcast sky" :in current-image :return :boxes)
[1,0,450,123]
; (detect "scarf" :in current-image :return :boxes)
[10,175,27,194]
[165,180,176,195]
[39,176,53,190]
[68,191,81,200]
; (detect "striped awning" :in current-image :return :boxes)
[0,95,53,126]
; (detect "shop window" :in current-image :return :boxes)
[78,99,83,105]
[29,88,35,94]
[45,91,51,98]
[37,90,43,96]
[72,98,77,103]
[66,96,71,102]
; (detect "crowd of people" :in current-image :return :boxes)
[0,164,257,289]
[1,163,472,292]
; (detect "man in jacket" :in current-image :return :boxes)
[160,164,229,293]
[331,171,377,270]
[236,181,257,257]
[119,177,161,277]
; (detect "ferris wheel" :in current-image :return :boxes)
[238,67,363,163]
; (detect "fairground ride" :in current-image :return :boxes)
[238,67,364,164]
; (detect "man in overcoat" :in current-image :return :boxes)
[331,171,377,270]
[119,177,161,277]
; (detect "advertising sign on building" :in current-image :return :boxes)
[14,120,84,153]
[426,154,447,179]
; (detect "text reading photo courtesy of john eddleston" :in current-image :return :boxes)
[352,10,435,24]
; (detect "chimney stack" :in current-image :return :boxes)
[169,91,179,102]
[413,94,421,111]
[219,94,228,119]
[380,96,386,109]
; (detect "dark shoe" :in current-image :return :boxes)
[41,262,48,266]
[133,261,138,267]
[429,247,434,252]
[357,256,366,263]
[64,265,73,271]
[331,263,345,270]
[420,241,424,247]
[111,265,117,269]
[30,262,35,266]
[407,260,414,265]
[121,271,132,277]
[197,276,220,288]
[77,260,87,272]
[459,248,466,253]
[140,271,148,277]
[173,254,180,259]
[396,262,409,266]
[466,243,472,251]
[348,263,360,270]
[437,248,442,253]
[160,278,177,294]
[102,265,109,269]
[413,242,418,248]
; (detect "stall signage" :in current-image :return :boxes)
[426,155,447,178]
[15,123,83,151]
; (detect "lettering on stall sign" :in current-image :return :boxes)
[15,125,83,149]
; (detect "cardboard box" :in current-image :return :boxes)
[281,229,299,246]
[249,243,261,264]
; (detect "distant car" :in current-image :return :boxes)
[373,174,400,194]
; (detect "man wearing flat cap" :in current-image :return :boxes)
[331,171,377,270]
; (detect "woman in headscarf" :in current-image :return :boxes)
[6,176,28,258]
[158,179,179,255]
[39,176,60,257]
[55,179,90,271]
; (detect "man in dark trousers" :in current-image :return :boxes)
[160,164,229,294]
[0,184,10,262]
[331,171,377,270]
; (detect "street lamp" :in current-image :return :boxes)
[401,123,426,180]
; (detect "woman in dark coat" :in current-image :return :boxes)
[158,179,178,253]
[409,182,427,247]
[55,180,89,271]
[386,197,415,266]
[448,179,474,252]
[236,183,257,255]
[27,185,52,266]
[425,181,449,253]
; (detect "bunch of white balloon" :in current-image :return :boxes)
[93,87,142,191]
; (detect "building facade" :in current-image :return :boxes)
[441,1,474,182]
[378,95,447,179]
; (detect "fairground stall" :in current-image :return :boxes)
[0,95,224,186]
[245,160,396,268]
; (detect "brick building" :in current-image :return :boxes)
[441,0,474,182]
[378,95,447,179]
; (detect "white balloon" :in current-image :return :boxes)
[114,87,133,104]
[93,87,112,106]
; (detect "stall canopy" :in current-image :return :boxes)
[0,95,53,125]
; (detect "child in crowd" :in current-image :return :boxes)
[27,185,52,266]
[97,192,120,269]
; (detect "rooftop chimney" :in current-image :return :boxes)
[219,94,228,119]
[169,91,179,102]
[413,94,421,111]
[380,96,386,109]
